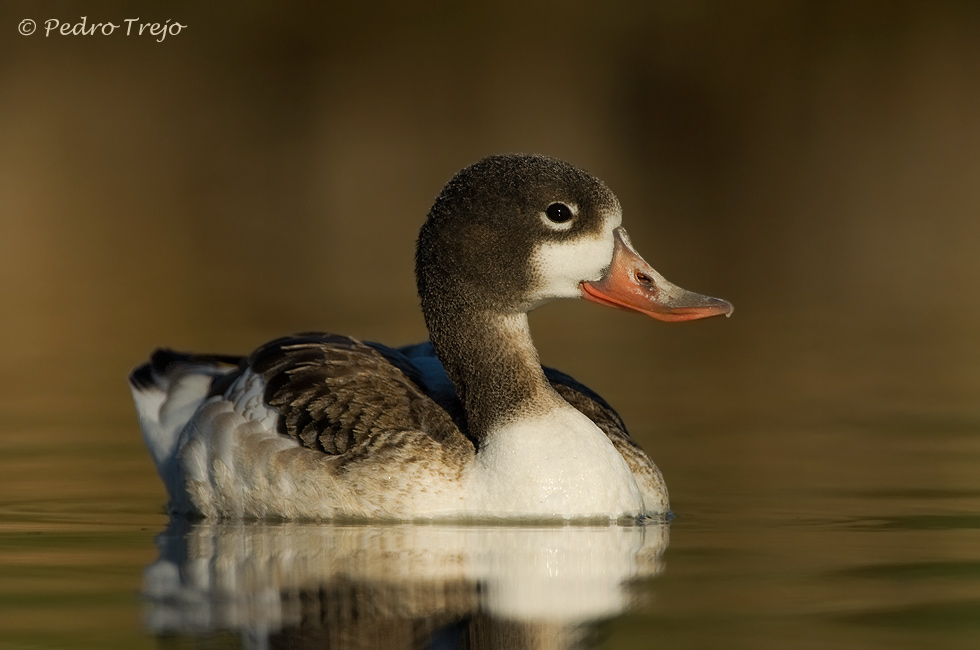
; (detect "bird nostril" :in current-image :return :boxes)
[635,271,652,285]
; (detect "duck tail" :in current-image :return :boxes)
[129,349,244,489]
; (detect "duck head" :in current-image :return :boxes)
[416,154,733,322]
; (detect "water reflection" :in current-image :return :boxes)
[142,520,668,649]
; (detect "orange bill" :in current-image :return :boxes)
[581,227,733,322]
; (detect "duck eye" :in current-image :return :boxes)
[545,203,574,223]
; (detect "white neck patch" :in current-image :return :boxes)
[528,209,622,303]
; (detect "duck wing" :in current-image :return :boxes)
[247,333,473,456]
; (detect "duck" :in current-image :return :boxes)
[130,154,732,521]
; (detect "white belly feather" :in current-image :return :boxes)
[463,404,645,519]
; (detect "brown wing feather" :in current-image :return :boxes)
[248,334,472,457]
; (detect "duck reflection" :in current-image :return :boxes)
[142,520,668,649]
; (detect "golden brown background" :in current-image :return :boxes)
[3,0,977,460]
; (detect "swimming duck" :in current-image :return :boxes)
[130,154,732,521]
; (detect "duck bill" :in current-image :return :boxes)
[581,227,733,322]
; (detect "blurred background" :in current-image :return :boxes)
[1,1,980,646]
[2,0,977,465]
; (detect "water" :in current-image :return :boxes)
[2,325,979,649]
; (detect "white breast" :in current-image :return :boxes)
[463,402,644,519]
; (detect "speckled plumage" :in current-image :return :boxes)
[249,334,469,456]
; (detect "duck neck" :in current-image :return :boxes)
[426,307,560,443]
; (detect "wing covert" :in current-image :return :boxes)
[248,334,470,456]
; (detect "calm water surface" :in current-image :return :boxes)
[2,329,978,650]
